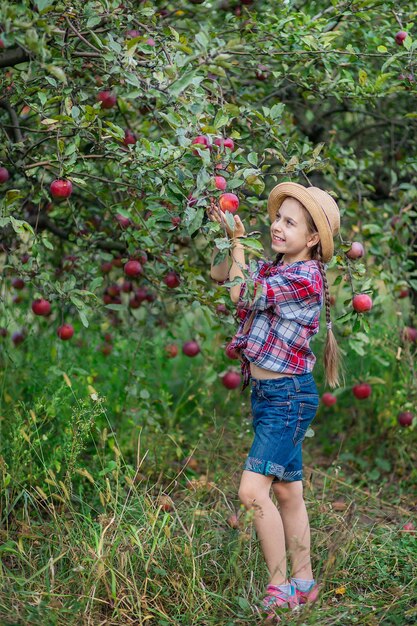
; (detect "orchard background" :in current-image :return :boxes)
[0,1,416,624]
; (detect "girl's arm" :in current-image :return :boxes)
[208,206,246,292]
[210,246,230,282]
[229,239,246,303]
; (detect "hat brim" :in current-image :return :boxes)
[267,182,334,263]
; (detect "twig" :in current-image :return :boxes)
[65,16,102,53]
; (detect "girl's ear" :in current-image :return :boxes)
[307,232,320,249]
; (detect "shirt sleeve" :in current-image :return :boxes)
[238,266,323,324]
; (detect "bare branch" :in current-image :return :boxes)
[0,47,30,69]
[0,99,23,143]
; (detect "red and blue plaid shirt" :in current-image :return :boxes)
[229,259,323,389]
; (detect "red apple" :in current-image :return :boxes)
[116,213,131,228]
[97,90,117,109]
[101,261,113,274]
[352,294,373,313]
[398,288,409,299]
[21,253,30,264]
[321,392,337,407]
[395,31,407,45]
[164,271,180,288]
[12,330,25,346]
[145,37,155,46]
[135,287,148,303]
[0,327,8,338]
[352,383,372,400]
[346,242,365,259]
[124,260,143,277]
[0,167,10,184]
[50,179,73,199]
[214,176,227,190]
[123,129,137,145]
[165,343,178,358]
[219,193,239,213]
[216,303,228,315]
[31,299,51,316]
[402,522,415,533]
[192,135,210,154]
[225,343,240,359]
[106,284,121,297]
[222,370,241,389]
[171,216,181,228]
[403,326,417,342]
[57,324,74,340]
[214,137,235,151]
[182,340,200,357]
[128,297,142,309]
[397,411,413,427]
[12,278,25,290]
[121,280,133,293]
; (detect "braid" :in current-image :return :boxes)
[317,260,332,331]
[317,260,343,389]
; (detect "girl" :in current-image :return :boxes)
[209,182,341,620]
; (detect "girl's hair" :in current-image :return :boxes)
[274,203,343,388]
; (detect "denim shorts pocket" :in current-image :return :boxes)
[293,399,319,445]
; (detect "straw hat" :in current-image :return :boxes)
[267,182,340,263]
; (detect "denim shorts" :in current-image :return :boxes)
[243,373,319,482]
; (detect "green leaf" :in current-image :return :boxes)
[79,309,89,328]
[9,216,34,236]
[34,0,54,9]
[213,110,229,129]
[242,237,263,251]
[195,32,209,50]
[169,71,203,97]
[247,152,258,166]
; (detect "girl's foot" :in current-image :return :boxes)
[262,584,298,621]
[295,583,320,605]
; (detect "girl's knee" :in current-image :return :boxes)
[238,484,269,509]
[238,485,257,509]
[273,480,304,507]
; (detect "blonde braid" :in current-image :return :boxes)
[317,260,343,388]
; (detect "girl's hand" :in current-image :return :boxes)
[207,203,246,239]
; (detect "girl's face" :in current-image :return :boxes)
[270,197,320,264]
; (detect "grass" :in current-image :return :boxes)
[1,388,416,626]
[1,304,416,625]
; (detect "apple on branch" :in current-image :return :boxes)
[0,167,10,184]
[182,340,200,357]
[352,294,373,313]
[222,370,241,389]
[57,324,74,340]
[219,193,239,213]
[50,179,73,199]
[352,383,372,399]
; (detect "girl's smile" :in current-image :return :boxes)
[270,197,319,264]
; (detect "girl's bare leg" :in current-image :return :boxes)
[238,470,288,585]
[272,480,313,580]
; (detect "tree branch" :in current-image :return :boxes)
[0,47,30,69]
[0,99,23,143]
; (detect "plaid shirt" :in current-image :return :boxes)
[229,259,323,389]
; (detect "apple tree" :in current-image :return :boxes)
[0,0,416,424]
